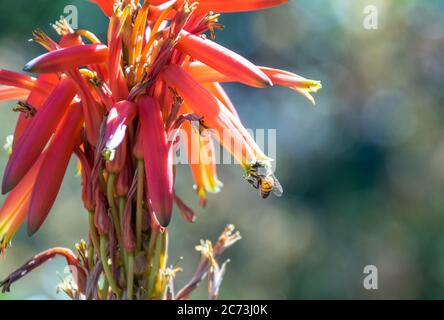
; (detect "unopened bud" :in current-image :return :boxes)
[94,189,111,235]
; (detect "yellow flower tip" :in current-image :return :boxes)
[291,80,321,106]
[3,135,13,156]
[0,223,15,255]
[204,184,222,195]
[309,95,317,106]
[304,80,322,105]
[208,180,224,194]
[309,80,322,93]
[195,186,207,207]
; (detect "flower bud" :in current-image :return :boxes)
[94,189,111,236]
[116,164,131,197]
[122,200,136,252]
[105,138,127,174]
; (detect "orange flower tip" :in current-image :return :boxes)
[23,44,108,74]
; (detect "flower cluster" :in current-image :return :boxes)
[0,0,320,299]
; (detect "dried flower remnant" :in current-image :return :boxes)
[175,224,242,300]
[0,0,321,300]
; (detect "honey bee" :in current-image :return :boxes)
[245,160,283,199]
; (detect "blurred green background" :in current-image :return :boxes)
[1,0,444,299]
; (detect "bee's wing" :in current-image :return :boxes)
[272,175,283,197]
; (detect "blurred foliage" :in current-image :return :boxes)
[1,0,444,299]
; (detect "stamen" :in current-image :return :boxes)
[31,30,58,51]
[13,101,37,119]
[52,17,74,36]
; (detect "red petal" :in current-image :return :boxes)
[0,87,30,101]
[104,100,137,151]
[203,82,240,120]
[0,70,51,94]
[23,44,109,74]
[177,31,272,88]
[89,0,115,17]
[0,155,44,251]
[194,0,288,13]
[13,74,59,146]
[174,192,196,223]
[2,78,76,194]
[137,96,173,227]
[28,103,84,235]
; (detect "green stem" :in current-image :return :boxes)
[106,174,128,273]
[118,197,126,234]
[87,244,94,270]
[101,277,109,300]
[136,160,144,252]
[100,236,121,298]
[126,253,135,300]
[107,173,122,244]
[144,230,159,299]
[149,230,168,299]
[88,211,100,260]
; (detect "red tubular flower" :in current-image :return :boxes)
[75,148,95,212]
[116,163,131,197]
[0,155,44,253]
[2,77,76,194]
[13,74,60,146]
[0,70,52,94]
[193,0,289,13]
[105,138,128,174]
[259,67,322,105]
[70,71,104,147]
[173,192,196,223]
[90,0,115,17]
[108,7,130,102]
[28,102,84,235]
[0,87,30,101]
[133,131,144,161]
[177,31,272,88]
[103,100,137,152]
[161,64,221,123]
[94,189,112,236]
[151,0,287,13]
[23,44,109,74]
[161,64,268,168]
[137,96,173,227]
[182,120,223,207]
[122,197,136,252]
[0,0,321,298]
[186,61,322,104]
[203,82,240,120]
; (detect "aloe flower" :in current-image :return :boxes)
[0,0,321,300]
